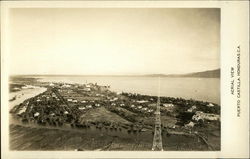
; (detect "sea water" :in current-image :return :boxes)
[37,76,220,104]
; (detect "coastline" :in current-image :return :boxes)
[9,78,221,151]
[36,76,220,105]
[9,87,47,111]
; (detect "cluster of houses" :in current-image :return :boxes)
[192,111,220,122]
[12,81,220,133]
[184,105,220,128]
[127,104,154,113]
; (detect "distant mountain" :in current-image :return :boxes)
[147,69,220,78]
[12,69,220,78]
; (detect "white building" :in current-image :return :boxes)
[187,105,197,112]
[86,105,92,108]
[137,100,148,103]
[192,111,220,121]
[163,103,174,107]
[148,109,153,113]
[62,84,71,88]
[207,103,215,107]
[34,112,40,117]
[95,103,100,107]
[64,111,69,114]
[67,99,73,102]
[49,83,55,86]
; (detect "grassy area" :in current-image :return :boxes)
[10,123,217,151]
[9,124,113,151]
[79,107,131,124]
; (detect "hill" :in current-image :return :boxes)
[147,69,220,78]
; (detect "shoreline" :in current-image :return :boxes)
[9,78,220,151]
[10,75,220,104]
[9,87,47,111]
[37,77,220,105]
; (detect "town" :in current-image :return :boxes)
[10,80,221,150]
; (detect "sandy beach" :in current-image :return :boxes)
[9,87,47,111]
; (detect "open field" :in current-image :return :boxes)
[79,107,131,124]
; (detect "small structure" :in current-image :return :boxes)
[95,103,100,107]
[192,111,220,121]
[86,105,92,108]
[207,103,214,107]
[79,107,86,110]
[67,99,73,102]
[137,100,148,103]
[64,111,69,114]
[116,92,122,95]
[148,109,154,113]
[62,84,71,88]
[185,121,195,128]
[86,84,91,88]
[163,103,174,107]
[187,105,197,112]
[49,83,55,86]
[34,112,40,117]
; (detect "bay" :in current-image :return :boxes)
[37,76,220,104]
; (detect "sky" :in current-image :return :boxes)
[9,8,220,75]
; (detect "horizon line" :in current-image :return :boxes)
[9,68,220,77]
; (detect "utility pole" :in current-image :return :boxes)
[152,77,163,151]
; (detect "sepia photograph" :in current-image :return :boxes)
[8,8,220,151]
[1,1,249,159]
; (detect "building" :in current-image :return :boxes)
[163,103,174,107]
[192,111,220,121]
[207,103,215,107]
[187,105,197,112]
[137,100,148,103]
